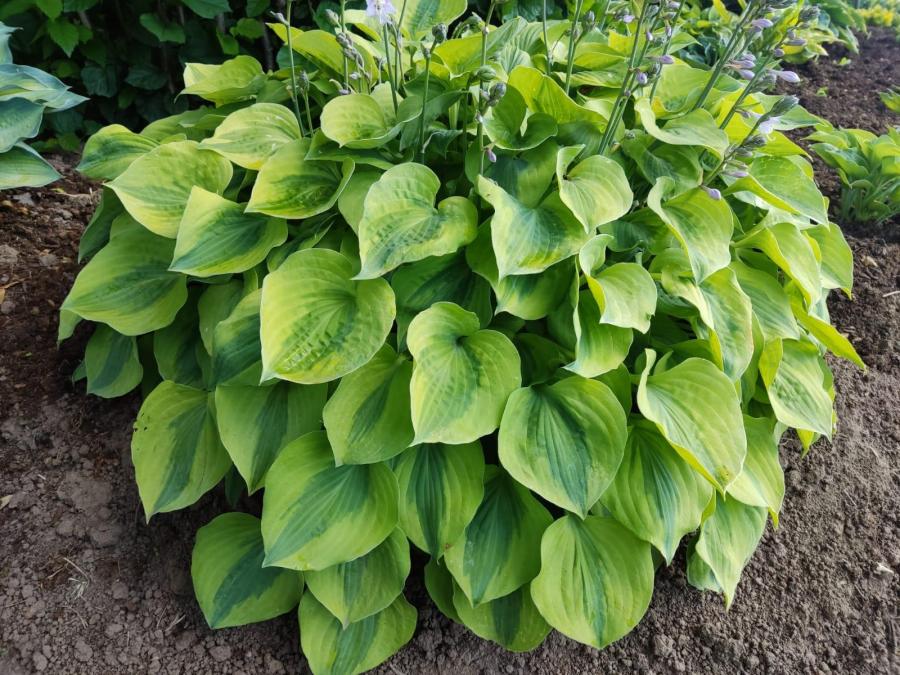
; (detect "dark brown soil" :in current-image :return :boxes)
[2,35,900,675]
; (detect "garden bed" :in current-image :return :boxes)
[1,31,898,675]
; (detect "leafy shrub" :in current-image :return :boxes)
[0,21,84,188]
[858,0,900,31]
[62,0,862,672]
[810,124,900,225]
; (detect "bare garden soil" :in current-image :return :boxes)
[1,30,899,675]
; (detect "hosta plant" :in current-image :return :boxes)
[62,0,863,672]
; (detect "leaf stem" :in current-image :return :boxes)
[542,0,552,76]
[418,48,432,163]
[384,23,399,112]
[284,0,305,136]
[564,0,585,95]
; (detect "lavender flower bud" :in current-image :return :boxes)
[324,9,341,27]
[666,1,680,9]
[739,69,756,80]
[727,169,749,178]
[774,69,800,83]
[702,186,722,200]
[635,70,648,85]
[485,147,497,163]
[432,23,448,44]
[646,30,654,42]
[773,47,785,57]
[785,38,807,47]
[655,54,675,65]
[751,18,774,29]
[474,65,497,82]
[621,13,635,23]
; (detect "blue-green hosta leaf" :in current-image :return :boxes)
[83,324,143,398]
[393,442,485,558]
[530,515,655,649]
[735,222,822,305]
[132,381,231,519]
[170,188,287,277]
[647,178,734,283]
[261,432,398,571]
[728,416,785,525]
[400,0,467,38]
[61,225,187,336]
[356,163,478,279]
[725,156,828,225]
[0,144,60,189]
[478,139,558,209]
[408,303,521,445]
[78,189,122,262]
[637,350,747,491]
[200,103,302,169]
[0,63,86,110]
[466,225,570,321]
[247,138,355,219]
[622,134,703,195]
[788,289,864,368]
[807,222,853,294]
[499,377,627,517]
[108,140,233,238]
[565,288,633,378]
[477,175,587,278]
[759,339,833,437]
[0,99,43,153]
[197,280,243,354]
[211,290,262,386]
[635,98,729,159]
[298,593,416,675]
[216,382,327,493]
[731,260,801,341]
[483,84,557,151]
[451,584,550,652]
[153,290,208,389]
[181,56,266,106]
[322,344,414,465]
[77,124,159,180]
[444,466,552,605]
[305,529,410,627]
[557,146,633,232]
[580,237,657,333]
[687,494,767,608]
[424,558,461,622]
[600,423,713,563]
[260,249,396,384]
[192,513,302,629]
[320,93,400,149]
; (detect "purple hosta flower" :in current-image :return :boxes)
[773,69,800,83]
[758,116,781,135]
[645,30,654,42]
[751,17,774,29]
[621,13,635,23]
[785,37,807,47]
[702,186,722,200]
[727,168,750,178]
[738,69,756,80]
[653,54,675,65]
[728,57,756,70]
[773,47,785,57]
[635,70,648,85]
[366,0,396,25]
[485,146,497,163]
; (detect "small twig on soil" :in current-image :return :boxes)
[63,556,91,581]
[65,605,88,629]
[0,600,27,611]
[165,614,186,634]
[882,290,900,298]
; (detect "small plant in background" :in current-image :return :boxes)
[60,0,864,672]
[0,22,85,189]
[880,86,900,112]
[810,123,900,225]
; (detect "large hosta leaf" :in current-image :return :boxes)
[400,0,467,38]
[0,99,43,153]
[299,593,416,675]
[132,381,231,519]
[726,156,828,224]
[323,344,414,465]
[564,287,633,378]
[731,260,800,341]
[393,442,485,558]
[477,175,588,278]
[557,146,633,232]
[356,163,478,279]
[483,85,557,151]
[408,302,521,445]
[305,529,410,627]
[728,416,785,525]
[531,515,655,649]
[261,432,398,571]
[320,93,400,149]
[635,98,729,158]
[108,140,233,238]
[260,249,396,384]
[61,224,187,336]
[211,290,262,386]
[170,187,287,277]
[77,124,159,180]
[759,339,833,437]
[687,494,767,608]
[199,102,302,169]
[192,513,302,629]
[452,584,550,652]
[735,222,822,304]
[83,324,143,398]
[637,350,746,491]
[247,139,354,219]
[444,467,552,605]
[580,237,657,332]
[215,382,327,493]
[0,143,60,189]
[600,423,713,563]
[498,376,627,517]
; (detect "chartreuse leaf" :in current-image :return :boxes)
[0,144,60,189]
[687,494,767,608]
[789,291,864,368]
[408,303,521,445]
[451,584,550,652]
[305,529,410,627]
[61,225,187,336]
[261,432,398,571]
[531,515,655,649]
[393,442,485,558]
[210,290,262,386]
[565,286,633,378]
[153,290,208,389]
[299,593,416,675]
[807,222,853,294]
[483,84,557,151]
[635,98,729,159]
[498,376,627,517]
[192,513,302,629]
[735,222,821,304]
[181,56,266,106]
[77,124,159,180]
[728,416,785,525]
[83,324,143,398]
[600,423,713,563]
[108,140,233,238]
[247,139,354,219]
[759,339,833,437]
[79,189,122,262]
[132,381,231,519]
[320,93,400,149]
[260,249,396,384]
[200,103,302,169]
[725,156,828,225]
[322,344,414,465]
[580,237,657,333]
[215,382,327,493]
[400,0,467,38]
[477,175,588,278]
[170,187,287,277]
[731,260,800,341]
[557,146,633,232]
[648,178,734,283]
[356,163,478,279]
[444,467,552,605]
[637,350,747,492]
